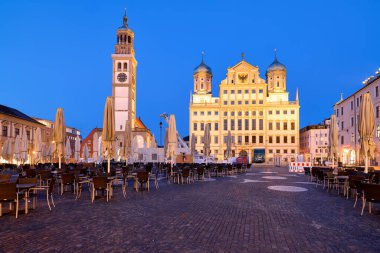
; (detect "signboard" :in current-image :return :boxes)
[288,162,312,173]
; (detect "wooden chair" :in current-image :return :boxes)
[30,178,56,211]
[91,176,110,203]
[0,183,19,218]
[361,183,380,216]
[60,173,75,195]
[136,171,149,192]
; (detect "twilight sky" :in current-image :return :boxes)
[1,0,379,143]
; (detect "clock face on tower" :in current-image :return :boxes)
[117,73,127,83]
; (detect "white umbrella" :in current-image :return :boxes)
[167,114,178,167]
[226,131,232,161]
[92,132,99,162]
[33,128,42,164]
[190,133,196,156]
[203,123,211,164]
[74,136,81,163]
[164,128,168,163]
[83,143,89,162]
[124,122,131,164]
[20,129,28,164]
[2,139,12,162]
[13,135,21,163]
[98,137,103,164]
[358,92,376,173]
[47,143,53,163]
[65,138,72,163]
[328,115,338,168]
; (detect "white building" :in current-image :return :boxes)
[299,119,330,165]
[333,68,380,165]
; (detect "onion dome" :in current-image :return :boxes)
[267,50,286,72]
[194,52,212,75]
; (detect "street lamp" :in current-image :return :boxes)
[159,121,163,146]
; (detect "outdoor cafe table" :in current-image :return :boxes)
[16,183,36,214]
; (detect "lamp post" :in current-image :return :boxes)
[159,121,163,146]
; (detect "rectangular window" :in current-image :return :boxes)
[291,149,295,154]
[238,101,242,105]
[223,90,227,94]
[26,130,30,140]
[283,110,287,115]
[231,119,235,130]
[215,111,218,116]
[245,136,249,143]
[341,107,343,116]
[252,135,256,143]
[15,128,20,136]
[238,111,242,116]
[245,90,249,94]
[276,136,280,143]
[201,123,204,131]
[252,119,256,130]
[269,122,273,130]
[276,122,280,130]
[238,119,242,130]
[224,112,227,116]
[231,101,235,105]
[214,123,218,131]
[245,111,249,116]
[376,86,379,97]
[259,100,263,104]
[2,126,7,137]
[237,90,242,94]
[357,97,359,107]
[252,111,256,116]
[269,136,273,143]
[245,101,249,105]
[284,136,288,143]
[291,122,295,130]
[245,119,249,130]
[193,111,197,116]
[291,110,295,114]
[224,119,228,131]
[231,111,235,116]
[377,106,380,118]
[259,119,263,130]
[259,136,263,143]
[341,136,344,145]
[269,149,273,154]
[291,136,295,143]
[193,123,197,131]
[214,136,218,144]
[336,109,339,117]
[224,101,227,105]
[351,101,354,110]
[283,122,288,130]
[341,121,344,130]
[201,111,204,116]
[207,111,211,116]
[351,117,354,127]
[268,110,272,115]
[237,136,242,144]
[252,100,256,104]
[231,90,235,94]
[252,89,256,93]
[259,89,263,93]
[276,110,280,115]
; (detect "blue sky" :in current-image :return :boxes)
[1,0,379,143]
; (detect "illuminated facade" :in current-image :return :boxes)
[334,68,380,165]
[189,53,300,164]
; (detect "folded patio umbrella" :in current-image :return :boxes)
[53,108,66,169]
[328,115,338,168]
[358,92,376,173]
[167,114,178,167]
[102,97,115,173]
[203,123,211,164]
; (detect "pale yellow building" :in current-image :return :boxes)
[189,53,300,165]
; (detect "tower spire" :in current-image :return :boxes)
[296,88,299,102]
[122,8,128,27]
[274,48,278,62]
[201,51,205,63]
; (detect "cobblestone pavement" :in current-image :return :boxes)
[1,166,380,253]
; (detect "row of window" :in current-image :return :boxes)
[192,135,296,145]
[222,89,263,95]
[193,109,296,117]
[196,148,296,155]
[337,86,380,117]
[1,126,31,140]
[223,100,264,105]
[116,62,128,71]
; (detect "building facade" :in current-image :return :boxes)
[299,119,330,165]
[189,53,300,165]
[333,68,380,165]
[0,105,52,164]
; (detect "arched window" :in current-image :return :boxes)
[123,62,128,70]
[117,62,121,71]
[201,82,204,89]
[277,81,280,87]
[128,36,131,43]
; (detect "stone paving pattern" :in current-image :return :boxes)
[1,166,380,252]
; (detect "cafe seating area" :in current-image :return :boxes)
[305,166,380,216]
[0,162,249,219]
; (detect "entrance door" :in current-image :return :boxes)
[253,149,265,163]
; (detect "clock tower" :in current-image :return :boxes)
[112,11,137,148]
